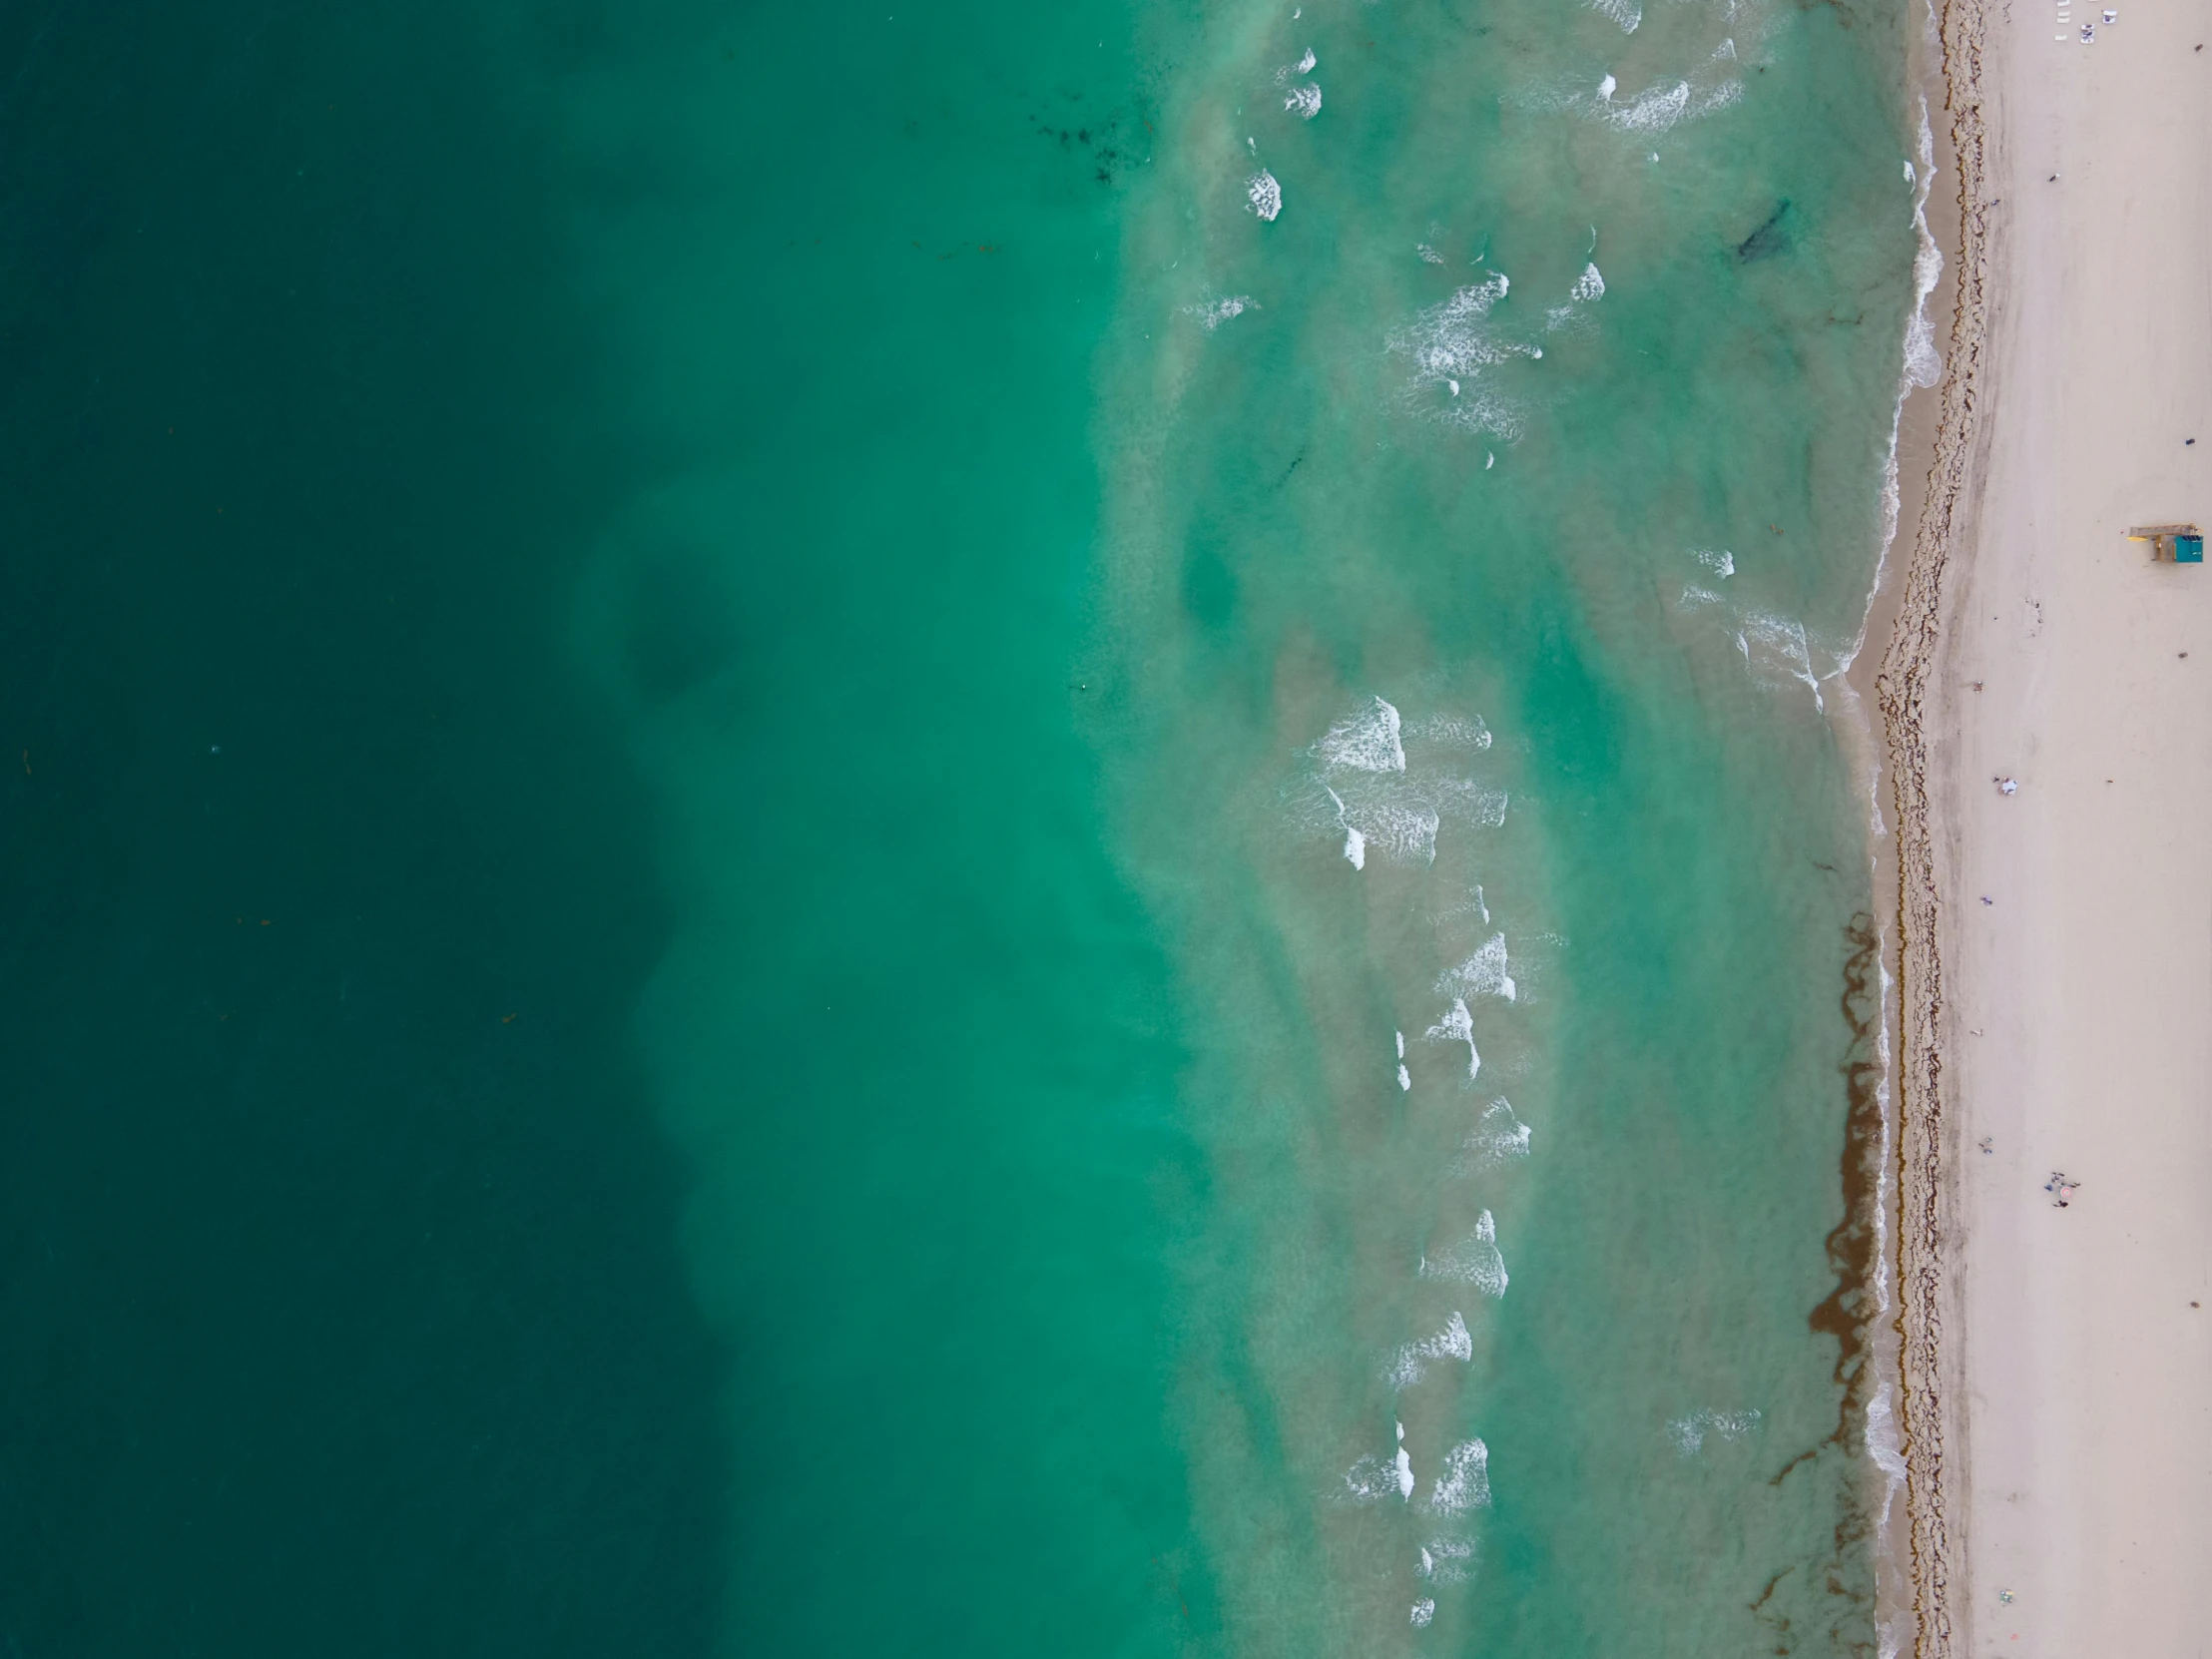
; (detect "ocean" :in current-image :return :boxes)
[0,0,1918,1653]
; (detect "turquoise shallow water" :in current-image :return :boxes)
[1,0,1911,1652]
[1090,0,1917,1648]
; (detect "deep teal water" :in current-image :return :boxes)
[0,0,1914,1653]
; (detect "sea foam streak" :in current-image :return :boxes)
[1386,1311,1474,1389]
[1667,1407,1763,1455]
[1321,697,1405,774]
[1463,1098,1532,1167]
[1420,1211,1509,1297]
[1421,1536,1475,1583]
[1423,1438,1492,1514]
[1437,933,1516,1002]
[1520,34,1749,135]
[1680,578,1832,712]
[1406,712,1492,751]
[1424,997,1481,1078]
[1388,274,1538,440]
[1184,293,1258,331]
[1299,699,1507,868]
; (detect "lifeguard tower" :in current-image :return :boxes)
[2127,522,2205,563]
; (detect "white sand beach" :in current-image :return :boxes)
[1895,0,2212,1649]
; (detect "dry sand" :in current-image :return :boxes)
[1883,0,2212,1650]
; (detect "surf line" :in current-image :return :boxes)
[1874,0,1996,1646]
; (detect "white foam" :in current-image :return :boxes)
[1422,1438,1492,1514]
[1590,0,1643,29]
[1837,95,1944,697]
[1603,77,1692,131]
[1247,169,1282,222]
[1420,1211,1508,1297]
[1397,1063,1412,1092]
[1437,933,1516,1002]
[1298,702,1506,866]
[1436,777,1507,826]
[1410,1599,1436,1628]
[1695,548,1735,578]
[1284,83,1322,119]
[1274,47,1318,81]
[1531,43,1743,136]
[1394,1420,1415,1499]
[1865,1382,1907,1482]
[1184,293,1258,332]
[1320,696,1405,774]
[1386,276,1541,441]
[1305,779,1454,868]
[1407,713,1493,752]
[1343,1453,1398,1501]
[1901,115,1945,393]
[1463,1098,1532,1165]
[1683,579,1833,712]
[1385,1310,1474,1389]
[1667,1407,1763,1455]
[1393,275,1516,372]
[1866,916,1907,1565]
[1421,1537,1475,1582]
[1867,1377,1908,1553]
[1737,611,1826,712]
[1424,997,1481,1078]
[1437,390,1526,442]
[1701,79,1745,117]
[1416,243,1446,266]
[1323,785,1367,868]
[1395,1029,1405,1059]
[1365,803,1443,863]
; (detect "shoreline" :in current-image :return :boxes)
[1869,0,2212,1645]
[1854,0,1998,1647]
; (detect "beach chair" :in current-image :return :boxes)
[2126,523,2205,562]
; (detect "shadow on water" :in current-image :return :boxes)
[0,4,729,1653]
